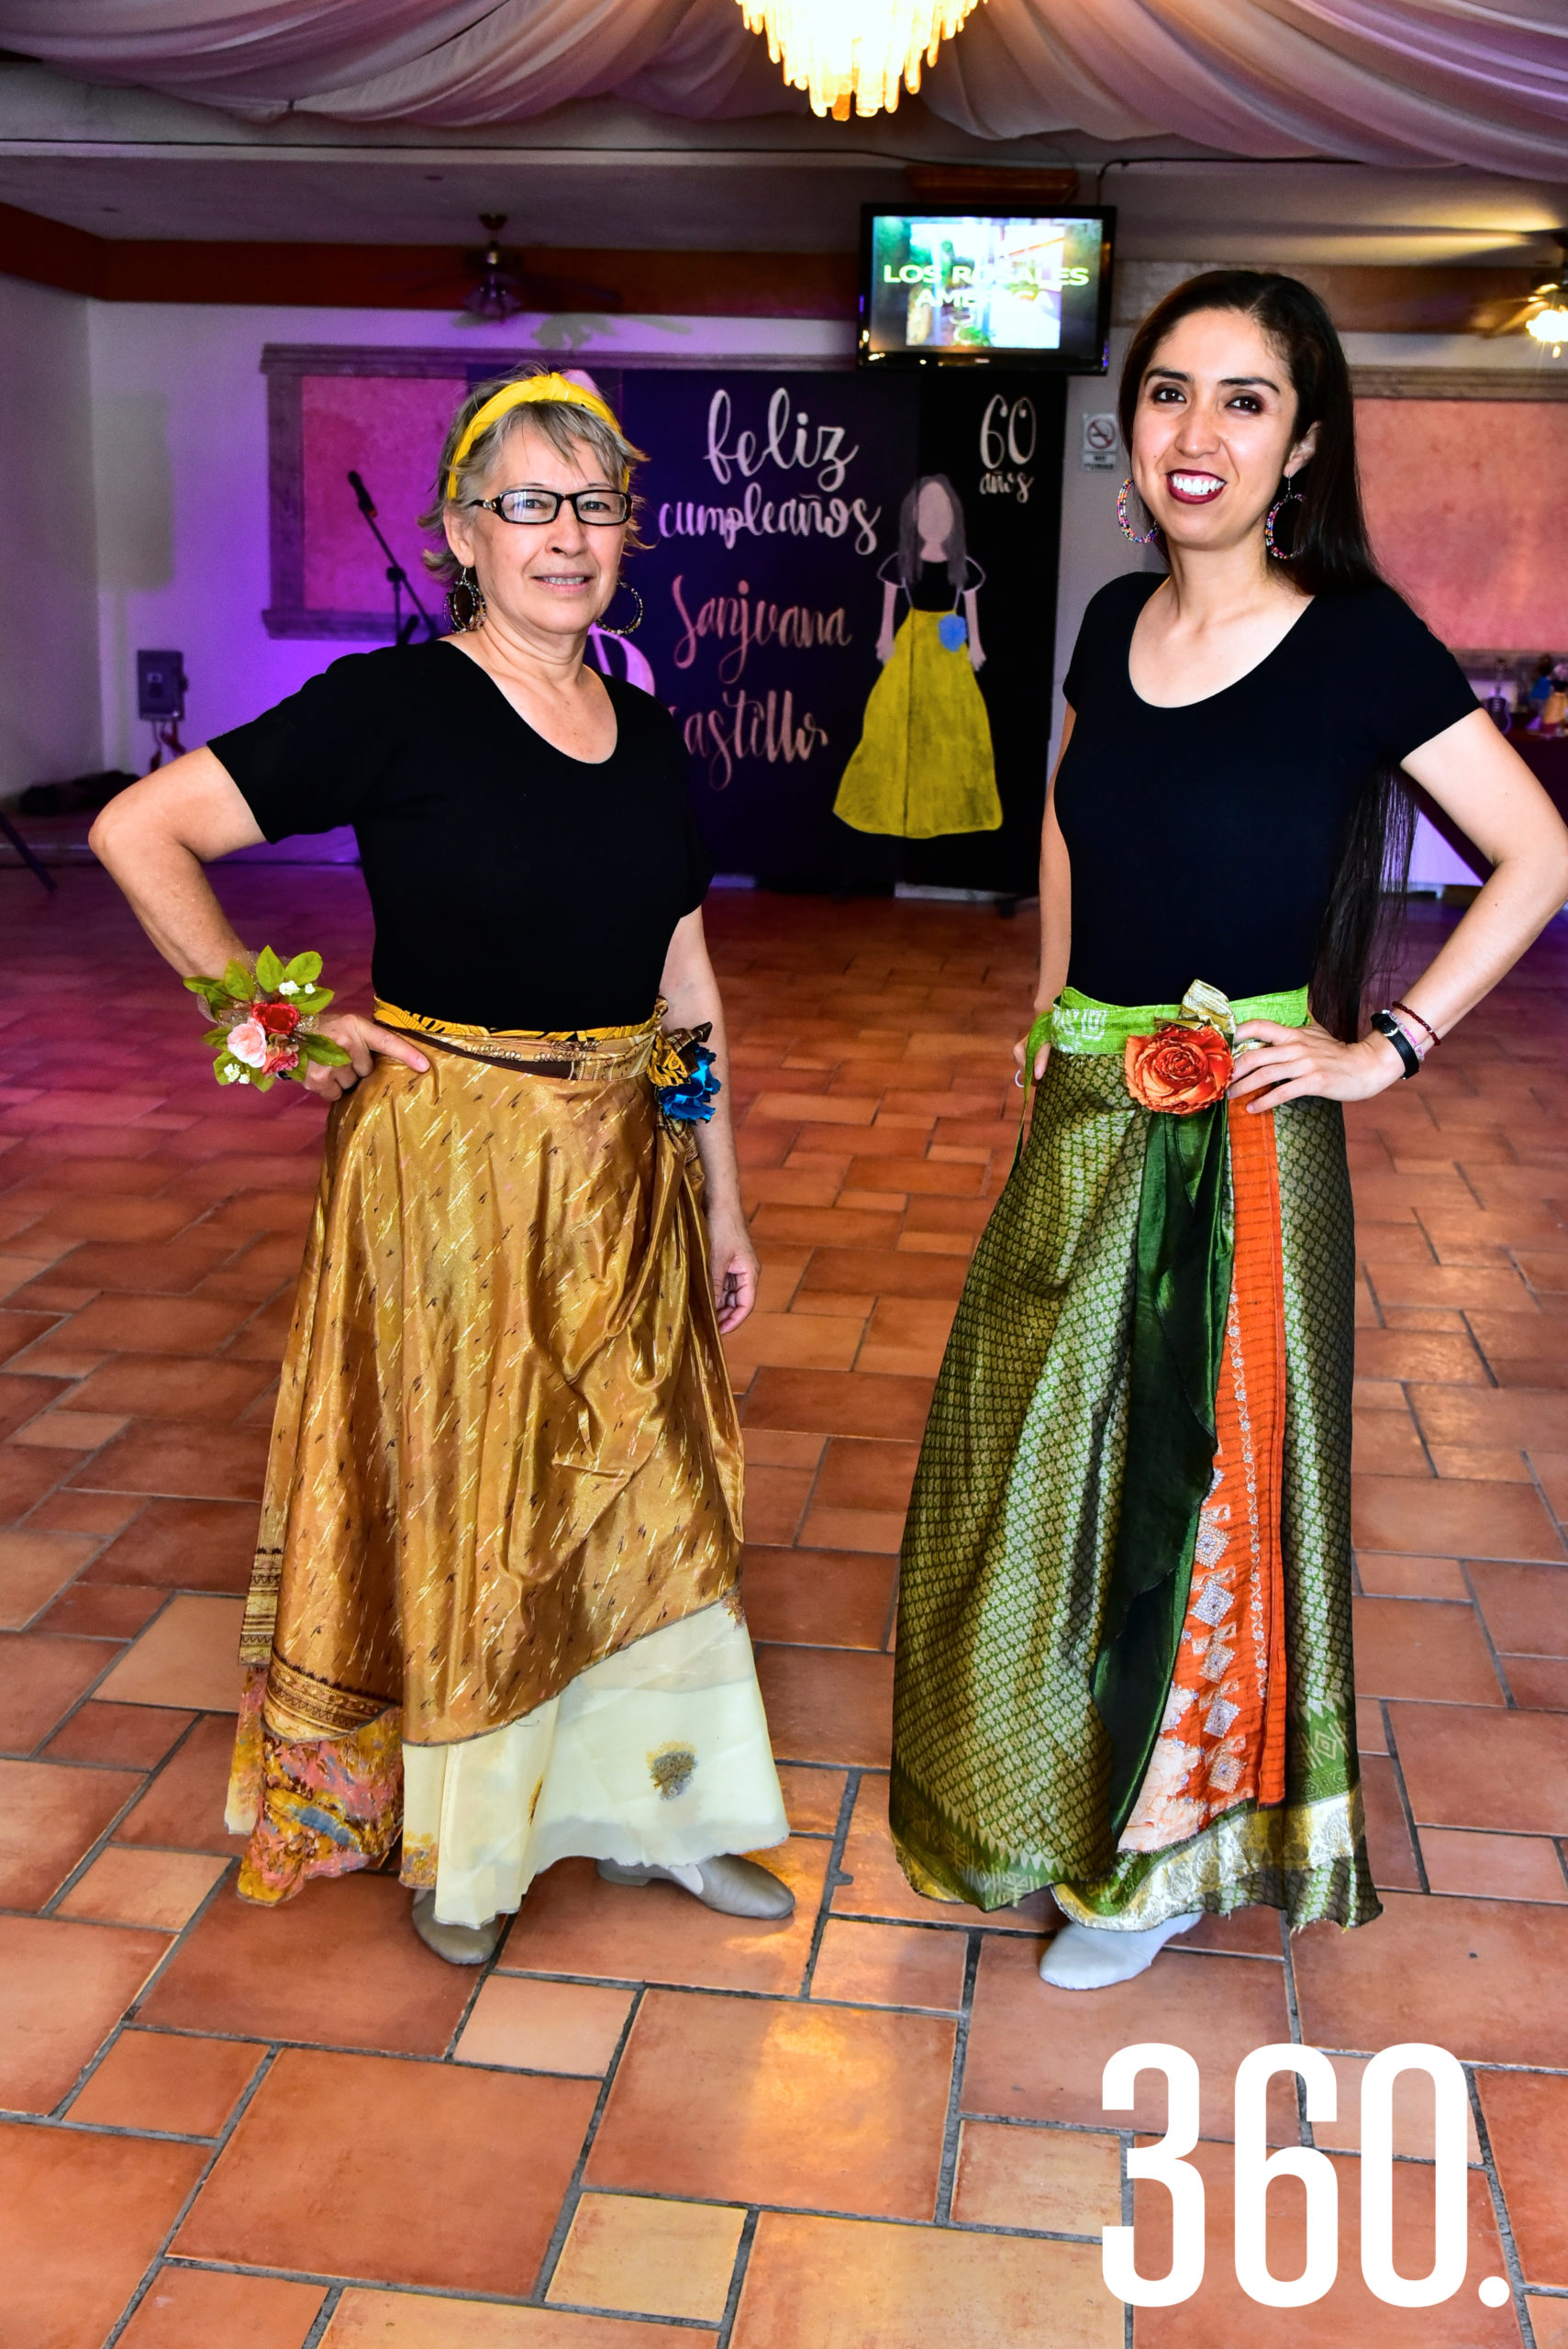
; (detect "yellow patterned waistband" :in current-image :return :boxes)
[376,997,662,1083]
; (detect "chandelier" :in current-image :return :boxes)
[737,0,985,119]
[1527,302,1568,358]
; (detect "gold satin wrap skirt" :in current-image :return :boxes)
[227,1004,785,1913]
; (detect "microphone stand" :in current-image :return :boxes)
[347,471,439,645]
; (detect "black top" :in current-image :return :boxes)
[1054,574,1478,1005]
[880,554,984,612]
[211,641,712,1030]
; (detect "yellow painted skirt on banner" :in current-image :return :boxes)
[833,608,1002,840]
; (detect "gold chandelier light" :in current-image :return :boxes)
[737,0,985,119]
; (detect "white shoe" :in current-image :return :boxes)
[1039,1911,1203,1989]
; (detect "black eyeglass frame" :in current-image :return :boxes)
[465,487,632,527]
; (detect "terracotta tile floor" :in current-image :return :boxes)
[4,868,1568,2345]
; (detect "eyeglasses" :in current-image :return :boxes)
[466,487,631,527]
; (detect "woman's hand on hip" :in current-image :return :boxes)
[706,1206,759,1334]
[1229,1018,1407,1112]
[305,1012,430,1105]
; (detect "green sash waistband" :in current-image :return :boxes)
[1040,982,1311,1062]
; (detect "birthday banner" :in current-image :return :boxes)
[617,367,1065,896]
[262,348,1064,895]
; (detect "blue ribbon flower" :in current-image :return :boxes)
[658,1042,721,1125]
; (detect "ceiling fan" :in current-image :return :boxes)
[461,214,621,322]
[1486,233,1568,353]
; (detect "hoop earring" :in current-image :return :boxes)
[1116,478,1160,546]
[445,566,485,632]
[597,581,644,638]
[1264,479,1305,562]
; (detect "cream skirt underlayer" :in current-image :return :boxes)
[403,1601,786,1928]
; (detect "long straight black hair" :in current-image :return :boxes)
[897,474,967,595]
[1118,270,1414,1042]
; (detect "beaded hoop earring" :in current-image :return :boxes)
[1116,478,1161,546]
[1263,479,1305,561]
[596,581,644,639]
[445,566,486,632]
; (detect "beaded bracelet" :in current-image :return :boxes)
[1391,998,1440,1053]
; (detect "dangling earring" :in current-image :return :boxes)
[1116,478,1160,546]
[446,566,485,632]
[1264,478,1305,561]
[597,581,644,638]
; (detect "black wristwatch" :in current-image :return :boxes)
[1371,1009,1421,1079]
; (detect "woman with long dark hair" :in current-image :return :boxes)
[892,272,1568,1987]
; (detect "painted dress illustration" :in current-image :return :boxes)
[833,473,1002,840]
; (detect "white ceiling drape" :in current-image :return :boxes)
[0,0,1563,173]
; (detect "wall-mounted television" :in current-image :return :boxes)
[858,205,1114,373]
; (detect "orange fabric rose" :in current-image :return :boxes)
[1124,1020,1233,1114]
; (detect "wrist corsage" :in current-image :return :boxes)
[183,948,351,1092]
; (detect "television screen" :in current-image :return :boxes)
[859,206,1114,373]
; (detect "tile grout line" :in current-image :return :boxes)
[35,1709,224,1923]
[8,1491,129,1625]
[14,1595,183,1765]
[50,1858,243,2121]
[1466,2062,1539,2348]
[798,1764,862,1999]
[528,1983,647,2307]
[1119,2123,1134,2349]
[298,2283,343,2347]
[1457,1553,1519,1709]
[1379,1702,1432,1896]
[932,1930,981,2224]
[1522,1442,1568,1564]
[98,2042,282,2349]
[1276,1908,1314,2148]
[714,2205,761,2349]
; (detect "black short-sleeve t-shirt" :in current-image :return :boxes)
[1053,574,1478,1006]
[211,641,712,1030]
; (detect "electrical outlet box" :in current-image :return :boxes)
[137,651,187,722]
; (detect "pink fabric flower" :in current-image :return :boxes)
[262,1045,300,1075]
[228,1021,268,1068]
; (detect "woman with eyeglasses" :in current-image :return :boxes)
[90,371,792,1964]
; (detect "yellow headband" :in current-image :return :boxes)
[445,374,626,501]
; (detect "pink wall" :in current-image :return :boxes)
[1357,397,1568,650]
[300,373,465,613]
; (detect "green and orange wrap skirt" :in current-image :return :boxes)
[891,982,1379,1933]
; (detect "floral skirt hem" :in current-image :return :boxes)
[227,1599,787,1926]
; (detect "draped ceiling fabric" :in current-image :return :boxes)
[0,1,1564,175]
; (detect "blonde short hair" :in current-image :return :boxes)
[419,372,648,582]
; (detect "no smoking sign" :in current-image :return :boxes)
[1082,411,1119,469]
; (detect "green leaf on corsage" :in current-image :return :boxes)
[297,1034,351,1067]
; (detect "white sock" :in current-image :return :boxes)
[1039,1911,1203,1990]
